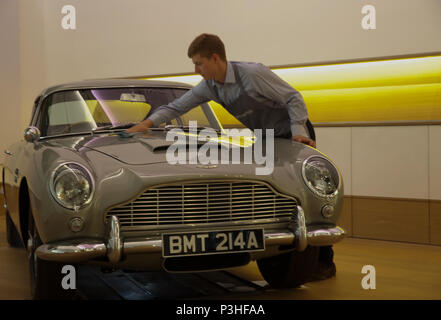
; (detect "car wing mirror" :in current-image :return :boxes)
[24,126,41,142]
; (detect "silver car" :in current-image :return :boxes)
[2,79,345,299]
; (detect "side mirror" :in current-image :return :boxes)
[24,126,41,142]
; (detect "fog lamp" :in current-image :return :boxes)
[321,204,335,218]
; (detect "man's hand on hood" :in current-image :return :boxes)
[292,135,316,148]
[126,119,154,133]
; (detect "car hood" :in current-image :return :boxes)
[40,130,315,170]
[41,131,177,165]
[42,130,273,165]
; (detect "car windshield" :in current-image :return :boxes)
[39,87,213,137]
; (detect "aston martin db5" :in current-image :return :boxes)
[2,79,345,299]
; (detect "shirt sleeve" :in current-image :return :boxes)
[148,81,212,126]
[245,64,310,138]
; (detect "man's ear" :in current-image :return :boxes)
[211,53,220,62]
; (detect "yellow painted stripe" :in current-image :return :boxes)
[273,56,441,90]
[304,83,441,123]
[142,56,441,124]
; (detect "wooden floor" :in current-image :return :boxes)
[1,211,440,300]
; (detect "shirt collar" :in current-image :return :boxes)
[212,61,236,87]
[224,62,236,84]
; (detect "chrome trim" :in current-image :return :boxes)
[24,126,41,142]
[106,180,298,230]
[106,216,122,264]
[35,230,295,263]
[264,231,294,245]
[40,82,193,102]
[35,225,346,263]
[119,218,291,232]
[123,238,163,255]
[301,155,341,199]
[35,241,107,262]
[307,226,346,246]
[295,206,307,252]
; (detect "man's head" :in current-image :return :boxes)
[188,33,227,83]
[187,33,226,61]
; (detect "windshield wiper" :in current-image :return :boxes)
[92,123,137,132]
[92,123,221,135]
[163,124,220,133]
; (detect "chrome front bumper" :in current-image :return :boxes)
[36,205,346,263]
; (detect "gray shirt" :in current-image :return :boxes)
[148,61,310,137]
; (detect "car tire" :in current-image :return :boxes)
[257,245,319,288]
[5,209,24,248]
[28,208,78,300]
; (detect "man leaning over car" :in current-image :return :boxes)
[127,33,335,281]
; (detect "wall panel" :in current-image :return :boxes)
[430,201,441,245]
[352,126,429,199]
[429,126,441,200]
[352,197,430,244]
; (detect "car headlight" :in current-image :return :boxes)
[50,162,94,210]
[302,156,339,198]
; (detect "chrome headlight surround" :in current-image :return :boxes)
[49,162,95,211]
[301,155,340,199]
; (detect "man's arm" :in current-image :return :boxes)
[286,95,316,148]
[126,119,155,133]
[127,83,210,133]
[246,64,316,147]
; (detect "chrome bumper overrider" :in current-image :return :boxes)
[36,206,346,263]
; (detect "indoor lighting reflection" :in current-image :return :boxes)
[141,55,441,124]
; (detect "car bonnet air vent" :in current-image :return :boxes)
[138,138,216,152]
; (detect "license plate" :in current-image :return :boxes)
[162,229,265,258]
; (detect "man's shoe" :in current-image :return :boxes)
[307,261,336,282]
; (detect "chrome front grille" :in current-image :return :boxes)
[107,181,297,229]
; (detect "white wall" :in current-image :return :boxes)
[316,126,441,200]
[0,0,21,154]
[40,0,441,85]
[8,0,441,131]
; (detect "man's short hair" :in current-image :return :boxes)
[187,33,226,61]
